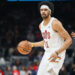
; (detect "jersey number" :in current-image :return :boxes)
[45,41,49,48]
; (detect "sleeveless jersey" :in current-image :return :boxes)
[37,17,66,75]
[40,17,66,54]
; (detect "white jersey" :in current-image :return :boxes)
[37,17,66,75]
[40,17,66,54]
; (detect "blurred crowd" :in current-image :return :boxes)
[0,1,75,75]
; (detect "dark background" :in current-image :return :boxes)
[0,1,75,75]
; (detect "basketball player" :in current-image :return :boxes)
[29,2,72,75]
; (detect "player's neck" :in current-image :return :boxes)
[43,16,51,26]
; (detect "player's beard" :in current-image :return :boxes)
[41,13,49,19]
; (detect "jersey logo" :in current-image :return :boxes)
[42,30,50,39]
[42,30,50,48]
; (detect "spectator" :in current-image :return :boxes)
[0,68,4,75]
[70,64,75,75]
[0,57,6,65]
[36,51,43,62]
[59,64,67,75]
[27,65,32,75]
[12,66,20,75]
[5,66,12,75]
[32,63,38,72]
[20,66,28,75]
[31,63,38,75]
[71,32,75,39]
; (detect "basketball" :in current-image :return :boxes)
[17,40,32,55]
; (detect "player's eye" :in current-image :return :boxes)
[44,9,48,11]
[40,9,43,11]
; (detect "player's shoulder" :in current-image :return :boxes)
[39,21,43,30]
[52,18,62,25]
[52,18,63,28]
[52,18,63,31]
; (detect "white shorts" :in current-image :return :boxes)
[37,51,65,75]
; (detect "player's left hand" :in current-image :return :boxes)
[48,52,61,63]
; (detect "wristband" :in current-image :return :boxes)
[32,43,34,47]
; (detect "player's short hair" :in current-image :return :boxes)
[38,1,54,14]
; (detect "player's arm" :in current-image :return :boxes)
[31,40,44,47]
[30,24,44,47]
[52,19,72,55]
